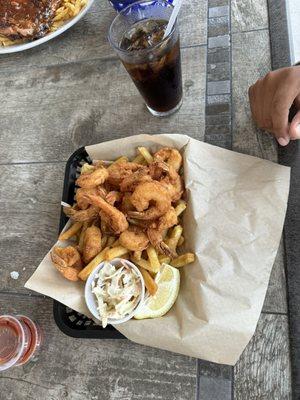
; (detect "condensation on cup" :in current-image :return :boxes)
[0,315,42,371]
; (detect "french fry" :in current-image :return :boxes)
[167,225,183,251]
[170,253,195,268]
[175,201,187,217]
[158,255,171,265]
[53,8,69,21]
[178,236,185,246]
[138,147,153,164]
[78,222,89,252]
[107,236,117,247]
[78,247,109,281]
[59,222,83,241]
[109,156,128,167]
[133,250,142,261]
[131,257,152,272]
[138,267,158,295]
[105,246,128,261]
[146,246,161,273]
[132,153,145,164]
[74,0,81,14]
[81,163,95,175]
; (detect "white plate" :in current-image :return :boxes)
[0,0,95,55]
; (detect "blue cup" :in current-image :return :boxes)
[109,0,174,11]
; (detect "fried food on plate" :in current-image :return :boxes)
[84,194,129,234]
[0,0,88,47]
[82,226,102,264]
[76,167,108,189]
[51,246,82,281]
[51,146,195,319]
[63,204,99,223]
[138,266,158,296]
[170,253,195,268]
[58,221,82,241]
[153,148,182,172]
[119,226,149,252]
[128,181,171,220]
[78,247,109,281]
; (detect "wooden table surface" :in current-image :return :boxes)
[0,0,292,399]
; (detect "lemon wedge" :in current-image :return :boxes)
[134,264,180,320]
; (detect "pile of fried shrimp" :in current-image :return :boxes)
[51,146,195,296]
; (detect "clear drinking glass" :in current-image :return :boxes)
[0,315,42,371]
[108,0,183,117]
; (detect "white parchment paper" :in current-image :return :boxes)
[25,134,290,365]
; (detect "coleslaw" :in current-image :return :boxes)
[91,260,142,327]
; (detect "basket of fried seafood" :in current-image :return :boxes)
[52,145,194,328]
[26,134,289,363]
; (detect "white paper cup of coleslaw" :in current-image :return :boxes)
[85,258,145,326]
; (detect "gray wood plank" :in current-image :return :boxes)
[232,29,276,160]
[0,163,65,294]
[0,46,206,164]
[0,0,206,70]
[234,313,292,400]
[0,294,197,400]
[231,0,268,33]
[262,238,287,313]
[197,361,232,400]
[232,29,287,314]
[268,0,291,70]
[279,140,300,399]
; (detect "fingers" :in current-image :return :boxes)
[271,80,300,139]
[248,67,300,146]
[294,93,300,110]
[289,111,300,140]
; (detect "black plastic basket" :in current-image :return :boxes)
[53,147,125,339]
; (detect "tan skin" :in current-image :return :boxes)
[248,66,300,146]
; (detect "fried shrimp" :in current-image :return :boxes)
[121,192,135,214]
[128,181,172,220]
[157,207,178,231]
[150,161,183,202]
[75,187,102,210]
[84,194,129,234]
[82,226,102,264]
[119,167,151,192]
[107,162,142,187]
[160,172,184,203]
[106,191,122,206]
[153,148,182,172]
[51,246,83,281]
[119,226,149,251]
[63,205,99,222]
[147,208,178,258]
[76,167,109,189]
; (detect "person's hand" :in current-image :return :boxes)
[248,66,300,146]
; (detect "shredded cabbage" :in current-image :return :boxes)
[92,261,141,327]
